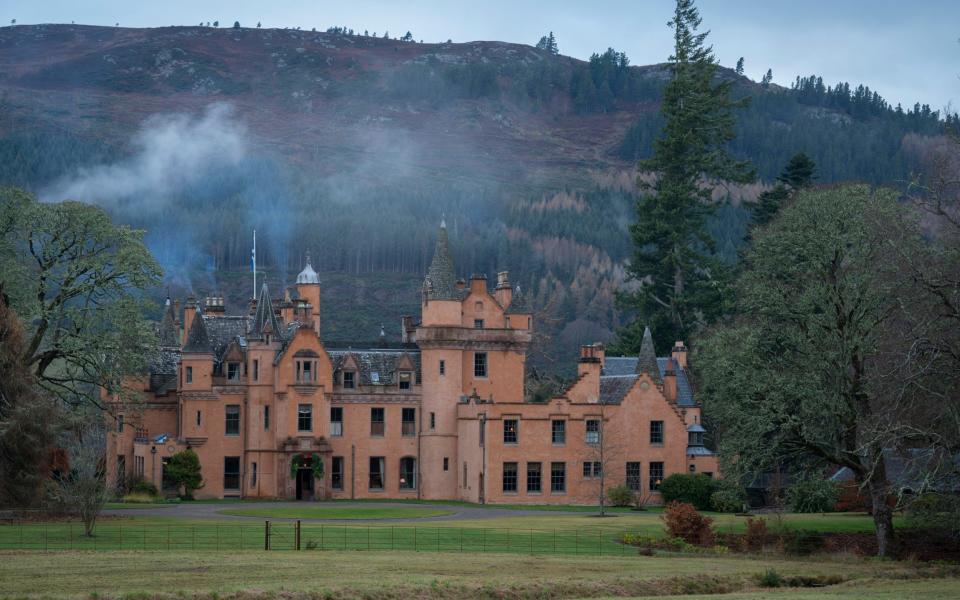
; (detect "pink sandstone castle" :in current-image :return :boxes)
[106,223,718,503]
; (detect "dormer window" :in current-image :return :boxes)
[226,362,241,382]
[474,319,484,329]
[343,371,355,389]
[371,372,380,384]
[688,430,704,446]
[399,372,412,390]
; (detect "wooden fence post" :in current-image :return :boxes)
[264,520,271,551]
[296,520,301,551]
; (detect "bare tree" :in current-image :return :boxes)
[52,415,109,536]
[585,402,628,516]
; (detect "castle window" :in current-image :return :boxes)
[626,462,642,491]
[250,462,257,487]
[550,462,566,493]
[586,419,600,445]
[439,360,445,376]
[474,352,487,378]
[551,420,565,444]
[649,462,664,491]
[370,407,385,436]
[223,456,240,491]
[430,412,436,430]
[650,421,664,445]
[330,407,343,436]
[295,360,317,384]
[369,456,384,490]
[502,462,518,493]
[252,359,259,382]
[526,462,542,493]
[331,456,344,490]
[263,406,270,431]
[117,414,124,433]
[474,319,484,329]
[399,372,412,390]
[343,371,355,389]
[688,430,704,446]
[399,457,416,490]
[227,362,241,382]
[402,407,416,436]
[443,457,449,471]
[503,419,518,444]
[196,410,201,427]
[186,366,193,384]
[225,405,240,436]
[298,404,313,432]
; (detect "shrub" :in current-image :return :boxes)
[758,569,783,588]
[128,480,158,496]
[661,501,715,546]
[659,473,718,511]
[164,449,204,499]
[710,488,745,513]
[786,479,839,513]
[121,492,157,504]
[607,484,634,507]
[905,493,960,540]
[742,516,768,551]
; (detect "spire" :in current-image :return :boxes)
[158,297,179,347]
[505,284,531,314]
[424,222,457,300]
[636,326,662,384]
[252,282,283,339]
[182,308,211,353]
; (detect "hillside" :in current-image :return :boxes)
[0,24,948,373]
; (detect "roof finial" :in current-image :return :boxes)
[440,214,446,229]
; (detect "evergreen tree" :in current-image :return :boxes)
[761,68,773,87]
[257,21,261,28]
[735,57,744,75]
[233,21,240,29]
[535,31,559,54]
[751,152,816,228]
[617,0,754,351]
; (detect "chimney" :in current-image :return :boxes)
[401,315,414,343]
[494,270,512,308]
[182,297,197,346]
[469,274,487,295]
[298,300,314,330]
[577,343,604,400]
[672,341,688,369]
[204,294,225,315]
[663,358,677,402]
[280,289,295,324]
[455,278,466,292]
[173,299,181,328]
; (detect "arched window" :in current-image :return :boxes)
[399,456,416,490]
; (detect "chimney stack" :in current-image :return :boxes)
[469,273,487,295]
[577,343,604,400]
[204,294,225,314]
[672,341,688,369]
[663,358,678,402]
[182,297,197,346]
[494,270,512,308]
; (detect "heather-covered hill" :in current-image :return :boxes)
[0,24,948,372]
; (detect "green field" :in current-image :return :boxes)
[217,506,454,519]
[0,550,955,600]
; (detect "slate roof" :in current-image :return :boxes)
[148,347,180,394]
[182,309,211,353]
[598,375,637,405]
[505,284,532,314]
[204,316,251,362]
[158,299,179,347]
[251,283,283,340]
[424,223,458,300]
[328,347,421,386]
[831,449,960,492]
[600,356,696,407]
[636,326,662,384]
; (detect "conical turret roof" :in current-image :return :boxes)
[296,252,320,285]
[158,298,179,347]
[424,222,457,300]
[505,284,532,314]
[182,307,211,353]
[636,326,662,384]
[252,282,283,339]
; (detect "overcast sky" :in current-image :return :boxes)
[3,0,956,111]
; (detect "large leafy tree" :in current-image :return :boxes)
[697,185,956,556]
[0,187,162,408]
[618,0,754,351]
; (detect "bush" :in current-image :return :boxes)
[128,480,158,496]
[759,569,783,588]
[661,501,715,546]
[165,449,204,499]
[710,481,747,512]
[742,516,768,551]
[659,473,718,510]
[607,484,634,507]
[786,479,839,513]
[905,493,960,540]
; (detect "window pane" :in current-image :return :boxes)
[474,352,487,378]
[225,405,240,435]
[502,462,518,492]
[330,406,343,436]
[401,407,416,436]
[332,456,344,490]
[626,462,642,491]
[369,456,384,490]
[649,462,664,491]
[550,462,566,493]
[400,457,416,489]
[224,456,240,490]
[650,421,664,444]
[551,420,565,444]
[586,419,600,444]
[526,462,541,492]
[371,407,385,436]
[298,404,312,431]
[503,419,518,444]
[343,371,355,389]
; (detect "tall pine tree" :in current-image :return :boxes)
[616,0,754,352]
[751,152,816,228]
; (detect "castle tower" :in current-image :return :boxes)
[296,252,321,335]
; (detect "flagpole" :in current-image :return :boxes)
[252,229,257,300]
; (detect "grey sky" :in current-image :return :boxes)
[2,0,956,111]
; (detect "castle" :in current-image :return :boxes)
[105,224,717,503]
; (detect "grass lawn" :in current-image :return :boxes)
[1,549,955,599]
[599,579,960,600]
[216,506,454,519]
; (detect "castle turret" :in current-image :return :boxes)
[296,253,321,335]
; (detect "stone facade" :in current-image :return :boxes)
[105,224,718,503]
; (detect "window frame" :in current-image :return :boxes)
[297,403,313,432]
[226,361,241,382]
[526,461,542,493]
[502,462,518,493]
[473,352,488,378]
[225,404,240,436]
[401,407,416,436]
[586,419,600,445]
[331,456,344,490]
[626,462,642,492]
[551,419,566,445]
[263,405,270,431]
[650,420,664,445]
[550,462,566,494]
[370,407,385,437]
[330,406,343,436]
[649,461,664,491]
[368,456,385,491]
[503,419,518,444]
[399,456,416,490]
[342,370,356,389]
[223,456,241,491]
[398,371,412,391]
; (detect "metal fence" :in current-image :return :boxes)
[0,519,636,555]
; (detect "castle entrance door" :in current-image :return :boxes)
[295,467,314,500]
